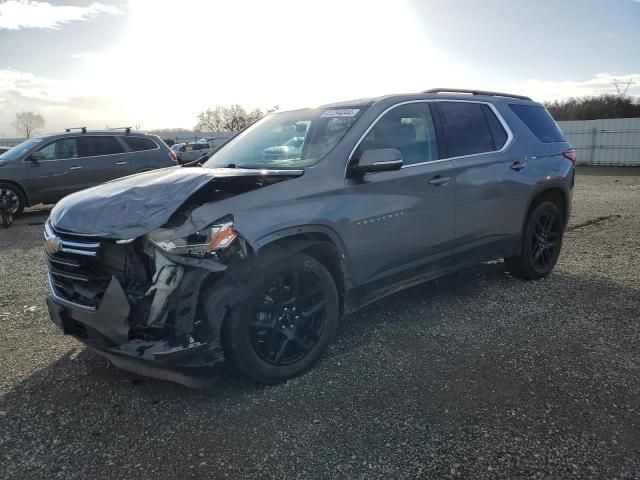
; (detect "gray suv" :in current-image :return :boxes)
[0,129,176,215]
[44,89,575,385]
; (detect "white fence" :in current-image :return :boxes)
[557,117,640,166]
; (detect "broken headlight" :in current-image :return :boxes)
[147,218,237,257]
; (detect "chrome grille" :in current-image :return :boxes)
[45,221,107,309]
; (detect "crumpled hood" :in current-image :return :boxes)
[49,166,302,239]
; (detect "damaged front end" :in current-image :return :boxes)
[44,168,300,386]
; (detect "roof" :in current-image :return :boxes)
[319,88,540,110]
[33,129,157,140]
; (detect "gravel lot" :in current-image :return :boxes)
[1,169,639,479]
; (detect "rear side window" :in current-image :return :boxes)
[122,136,158,151]
[77,136,124,157]
[509,105,565,143]
[437,102,496,157]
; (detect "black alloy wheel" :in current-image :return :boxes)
[505,201,564,279]
[223,253,339,384]
[250,271,327,366]
[530,211,561,271]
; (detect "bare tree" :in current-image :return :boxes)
[12,112,45,138]
[195,105,279,132]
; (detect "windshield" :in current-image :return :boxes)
[203,107,365,169]
[0,137,44,161]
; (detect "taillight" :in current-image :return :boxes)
[562,149,576,165]
[169,151,178,163]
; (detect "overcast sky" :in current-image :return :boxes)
[0,0,639,135]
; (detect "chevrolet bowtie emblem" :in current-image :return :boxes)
[44,235,62,254]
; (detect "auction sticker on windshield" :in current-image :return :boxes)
[321,109,360,118]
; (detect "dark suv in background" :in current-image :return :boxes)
[44,89,575,385]
[0,128,175,215]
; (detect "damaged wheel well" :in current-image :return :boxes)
[210,233,348,353]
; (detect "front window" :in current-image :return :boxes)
[203,107,366,169]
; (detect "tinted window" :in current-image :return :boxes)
[123,136,157,151]
[509,104,565,143]
[482,105,508,149]
[34,138,78,160]
[438,102,495,157]
[77,136,124,157]
[358,103,439,165]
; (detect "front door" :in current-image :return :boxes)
[25,137,83,203]
[342,102,455,289]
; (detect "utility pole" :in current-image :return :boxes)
[611,78,635,96]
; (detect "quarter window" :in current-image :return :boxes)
[437,102,497,157]
[357,103,439,166]
[122,136,158,151]
[482,105,508,149]
[509,104,565,143]
[77,136,124,157]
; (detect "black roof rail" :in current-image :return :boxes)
[109,127,132,135]
[423,88,532,101]
[65,127,87,134]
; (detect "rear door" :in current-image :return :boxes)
[74,135,129,189]
[120,135,165,171]
[434,100,521,257]
[342,101,455,289]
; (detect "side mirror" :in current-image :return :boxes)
[30,151,45,161]
[350,148,403,176]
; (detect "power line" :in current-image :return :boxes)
[611,78,635,96]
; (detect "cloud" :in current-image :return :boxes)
[509,73,640,102]
[0,1,123,30]
[0,69,127,135]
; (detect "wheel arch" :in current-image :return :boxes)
[203,226,352,344]
[255,229,351,317]
[523,183,568,230]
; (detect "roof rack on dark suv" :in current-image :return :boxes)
[64,127,87,133]
[424,88,532,101]
[108,127,133,135]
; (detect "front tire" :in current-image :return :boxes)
[0,182,25,217]
[223,253,339,384]
[505,201,564,279]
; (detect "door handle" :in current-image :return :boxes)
[428,175,450,186]
[115,161,127,166]
[511,159,527,171]
[69,166,82,170]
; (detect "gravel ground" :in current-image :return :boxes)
[1,169,639,479]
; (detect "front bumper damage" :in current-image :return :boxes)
[45,231,252,387]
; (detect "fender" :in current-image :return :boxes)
[252,223,354,289]
[521,177,570,231]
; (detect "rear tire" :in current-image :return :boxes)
[505,201,564,280]
[0,182,25,217]
[223,253,339,384]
